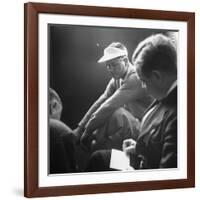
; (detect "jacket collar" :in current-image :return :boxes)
[161,85,177,105]
[141,84,177,126]
[165,80,177,99]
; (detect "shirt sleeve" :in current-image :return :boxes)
[78,78,116,129]
[84,73,147,133]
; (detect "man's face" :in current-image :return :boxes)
[106,56,128,79]
[136,66,162,100]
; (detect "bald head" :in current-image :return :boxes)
[49,88,63,120]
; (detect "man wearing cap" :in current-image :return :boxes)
[73,42,153,152]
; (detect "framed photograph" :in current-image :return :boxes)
[24,2,195,197]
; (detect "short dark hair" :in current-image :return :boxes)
[132,34,177,77]
[49,88,63,119]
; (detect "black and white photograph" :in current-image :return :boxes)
[48,24,178,174]
[24,3,195,197]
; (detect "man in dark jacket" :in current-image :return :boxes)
[49,88,77,173]
[86,34,177,171]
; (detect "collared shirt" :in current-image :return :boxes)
[140,101,160,131]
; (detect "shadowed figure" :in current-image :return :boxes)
[49,88,77,173]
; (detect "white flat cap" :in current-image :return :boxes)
[98,43,128,63]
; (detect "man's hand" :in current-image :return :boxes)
[122,138,137,156]
[90,129,107,152]
[80,128,106,152]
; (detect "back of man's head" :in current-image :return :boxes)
[132,34,177,77]
[49,88,63,120]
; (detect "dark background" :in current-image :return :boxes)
[49,24,173,129]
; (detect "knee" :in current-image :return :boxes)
[85,150,111,172]
[90,150,106,165]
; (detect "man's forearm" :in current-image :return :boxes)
[84,104,115,134]
[78,94,107,129]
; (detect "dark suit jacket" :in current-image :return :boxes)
[134,86,177,169]
[50,119,76,173]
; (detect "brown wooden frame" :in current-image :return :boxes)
[24,2,195,197]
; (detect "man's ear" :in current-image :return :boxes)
[49,100,58,116]
[52,100,58,109]
[151,70,162,82]
[123,57,128,64]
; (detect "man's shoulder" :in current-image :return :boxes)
[107,77,115,86]
[160,92,177,127]
[123,71,140,88]
[50,118,72,133]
